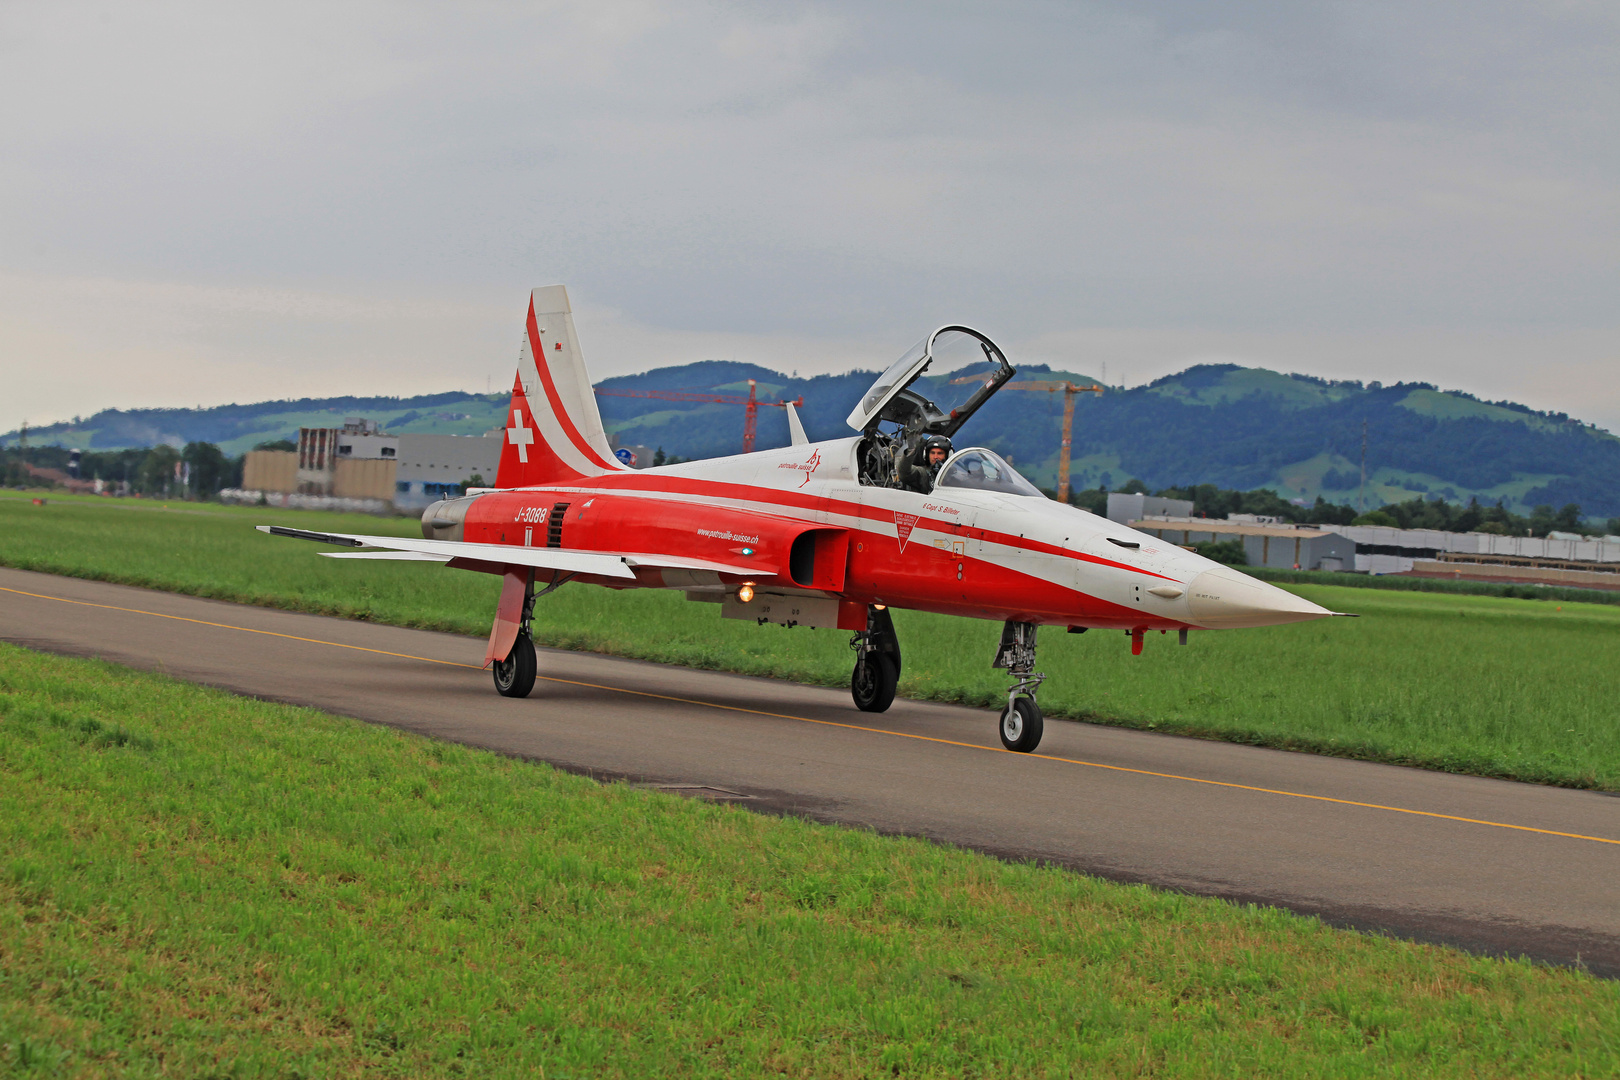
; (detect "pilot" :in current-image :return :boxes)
[899,435,952,493]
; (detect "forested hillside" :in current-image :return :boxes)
[594,361,1620,517]
[8,361,1618,517]
[2,393,511,458]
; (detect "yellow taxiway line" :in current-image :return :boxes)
[6,583,1618,848]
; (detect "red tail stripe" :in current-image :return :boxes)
[525,302,622,473]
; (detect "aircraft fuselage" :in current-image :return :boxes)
[432,436,1326,635]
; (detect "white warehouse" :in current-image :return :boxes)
[393,433,503,510]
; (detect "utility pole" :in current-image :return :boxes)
[1359,418,1367,513]
[743,380,758,455]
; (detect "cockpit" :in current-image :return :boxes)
[936,448,1044,497]
[846,326,1017,490]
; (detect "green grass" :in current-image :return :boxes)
[1245,566,1620,605]
[4,493,1620,790]
[3,644,1618,1078]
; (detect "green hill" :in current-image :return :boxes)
[7,363,1618,517]
[4,393,511,458]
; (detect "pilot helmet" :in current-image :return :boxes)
[923,435,953,459]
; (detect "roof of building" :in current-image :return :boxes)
[1132,519,1337,539]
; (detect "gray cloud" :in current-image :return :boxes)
[2,1,1616,432]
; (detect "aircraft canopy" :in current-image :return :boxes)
[844,326,1014,437]
[935,448,1044,498]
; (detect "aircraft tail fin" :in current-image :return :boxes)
[494,285,627,489]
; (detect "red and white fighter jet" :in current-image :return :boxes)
[263,285,1338,753]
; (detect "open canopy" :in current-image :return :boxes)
[844,326,1014,437]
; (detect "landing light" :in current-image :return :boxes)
[737,584,755,603]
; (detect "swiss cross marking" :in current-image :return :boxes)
[507,408,534,463]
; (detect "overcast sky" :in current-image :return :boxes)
[3,1,1617,435]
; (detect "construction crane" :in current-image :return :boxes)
[950,376,1105,502]
[593,379,805,454]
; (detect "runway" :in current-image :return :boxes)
[4,565,1618,976]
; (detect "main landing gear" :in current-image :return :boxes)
[850,605,901,713]
[493,631,536,697]
[492,573,570,699]
[992,621,1045,753]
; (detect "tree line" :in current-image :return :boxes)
[2,442,250,498]
[9,437,1619,538]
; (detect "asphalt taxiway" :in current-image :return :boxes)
[3,566,1617,976]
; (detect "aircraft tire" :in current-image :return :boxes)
[493,633,537,698]
[851,653,898,713]
[998,697,1043,753]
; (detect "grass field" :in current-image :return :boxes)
[4,493,1619,790]
[1246,565,1620,606]
[4,643,1618,1078]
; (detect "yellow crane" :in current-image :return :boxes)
[949,376,1105,502]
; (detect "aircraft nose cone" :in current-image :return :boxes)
[1185,566,1334,629]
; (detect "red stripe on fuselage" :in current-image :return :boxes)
[525,302,623,473]
[539,471,1180,583]
[466,487,1159,627]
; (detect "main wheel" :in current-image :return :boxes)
[493,633,537,698]
[998,697,1043,753]
[851,652,898,713]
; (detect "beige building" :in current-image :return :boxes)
[240,419,502,508]
[293,419,399,500]
[241,449,296,493]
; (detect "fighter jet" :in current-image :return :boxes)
[262,285,1339,753]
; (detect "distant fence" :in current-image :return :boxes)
[219,489,392,515]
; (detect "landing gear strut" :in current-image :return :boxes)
[992,620,1045,752]
[850,605,901,713]
[492,573,570,699]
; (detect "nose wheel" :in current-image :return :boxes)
[999,697,1043,752]
[992,620,1046,752]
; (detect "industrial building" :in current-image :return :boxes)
[1325,524,1620,585]
[1105,492,1193,522]
[1127,517,1358,572]
[393,432,503,508]
[1107,494,1620,588]
[236,418,501,512]
[1106,493,1356,571]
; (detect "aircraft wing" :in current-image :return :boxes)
[257,526,767,579]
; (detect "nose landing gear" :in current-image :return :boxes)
[993,620,1045,752]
